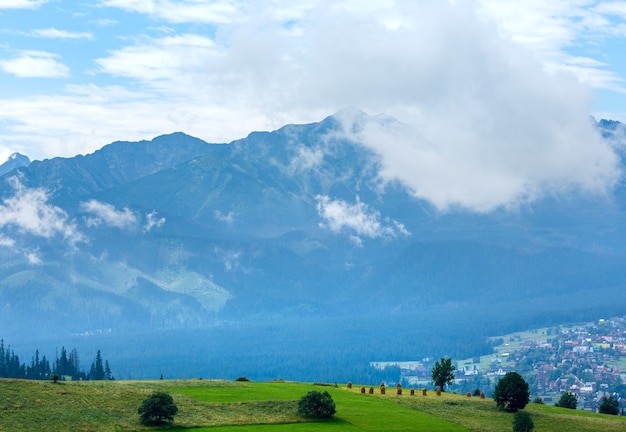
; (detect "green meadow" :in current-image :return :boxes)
[0,379,625,431]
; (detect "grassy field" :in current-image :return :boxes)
[1,378,625,431]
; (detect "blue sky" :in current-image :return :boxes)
[1,0,626,212]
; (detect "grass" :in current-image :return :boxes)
[0,378,625,431]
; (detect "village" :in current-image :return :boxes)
[373,316,626,413]
[475,316,626,411]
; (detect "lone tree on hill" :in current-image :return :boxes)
[555,391,577,409]
[431,357,455,392]
[297,390,336,419]
[137,392,178,426]
[493,372,530,412]
[598,395,619,415]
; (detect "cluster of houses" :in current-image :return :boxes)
[480,317,626,411]
[373,316,626,412]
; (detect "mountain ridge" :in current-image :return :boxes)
[1,111,625,379]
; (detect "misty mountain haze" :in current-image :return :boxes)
[1,110,625,380]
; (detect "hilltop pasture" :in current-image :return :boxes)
[0,379,624,431]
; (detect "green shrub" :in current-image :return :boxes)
[137,392,178,426]
[599,396,619,415]
[235,376,250,382]
[297,390,336,419]
[555,391,577,409]
[512,410,534,432]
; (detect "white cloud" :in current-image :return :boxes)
[144,210,165,231]
[31,28,93,40]
[0,0,623,217]
[25,250,41,265]
[81,199,137,230]
[0,234,15,247]
[214,210,235,224]
[477,0,626,92]
[0,51,69,78]
[0,0,48,9]
[288,147,324,174]
[316,194,409,243]
[96,33,219,94]
[337,108,619,212]
[0,177,83,243]
[99,0,242,24]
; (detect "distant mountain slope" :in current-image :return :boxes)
[0,112,625,367]
[0,132,214,204]
[0,152,30,176]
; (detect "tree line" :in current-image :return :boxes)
[0,339,113,381]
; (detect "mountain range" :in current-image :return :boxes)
[1,110,625,380]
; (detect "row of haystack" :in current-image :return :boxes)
[346,381,485,398]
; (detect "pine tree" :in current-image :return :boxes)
[69,348,80,379]
[89,350,105,380]
[104,360,113,380]
[56,347,69,377]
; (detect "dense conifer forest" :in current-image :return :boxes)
[0,339,113,381]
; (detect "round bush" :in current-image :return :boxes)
[137,392,178,426]
[513,410,534,432]
[297,390,336,419]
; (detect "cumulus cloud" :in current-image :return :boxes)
[0,177,83,243]
[81,199,137,230]
[25,250,42,265]
[144,210,165,232]
[0,51,69,78]
[316,195,409,244]
[337,107,620,212]
[0,234,15,247]
[214,210,236,224]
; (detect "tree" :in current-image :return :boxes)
[512,410,534,432]
[137,392,178,425]
[493,372,530,412]
[297,390,336,419]
[89,350,105,380]
[555,391,577,409]
[431,357,455,392]
[598,396,619,415]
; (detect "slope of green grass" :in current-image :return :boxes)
[1,378,625,431]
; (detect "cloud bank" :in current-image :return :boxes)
[0,1,624,213]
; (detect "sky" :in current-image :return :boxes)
[1,0,626,212]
